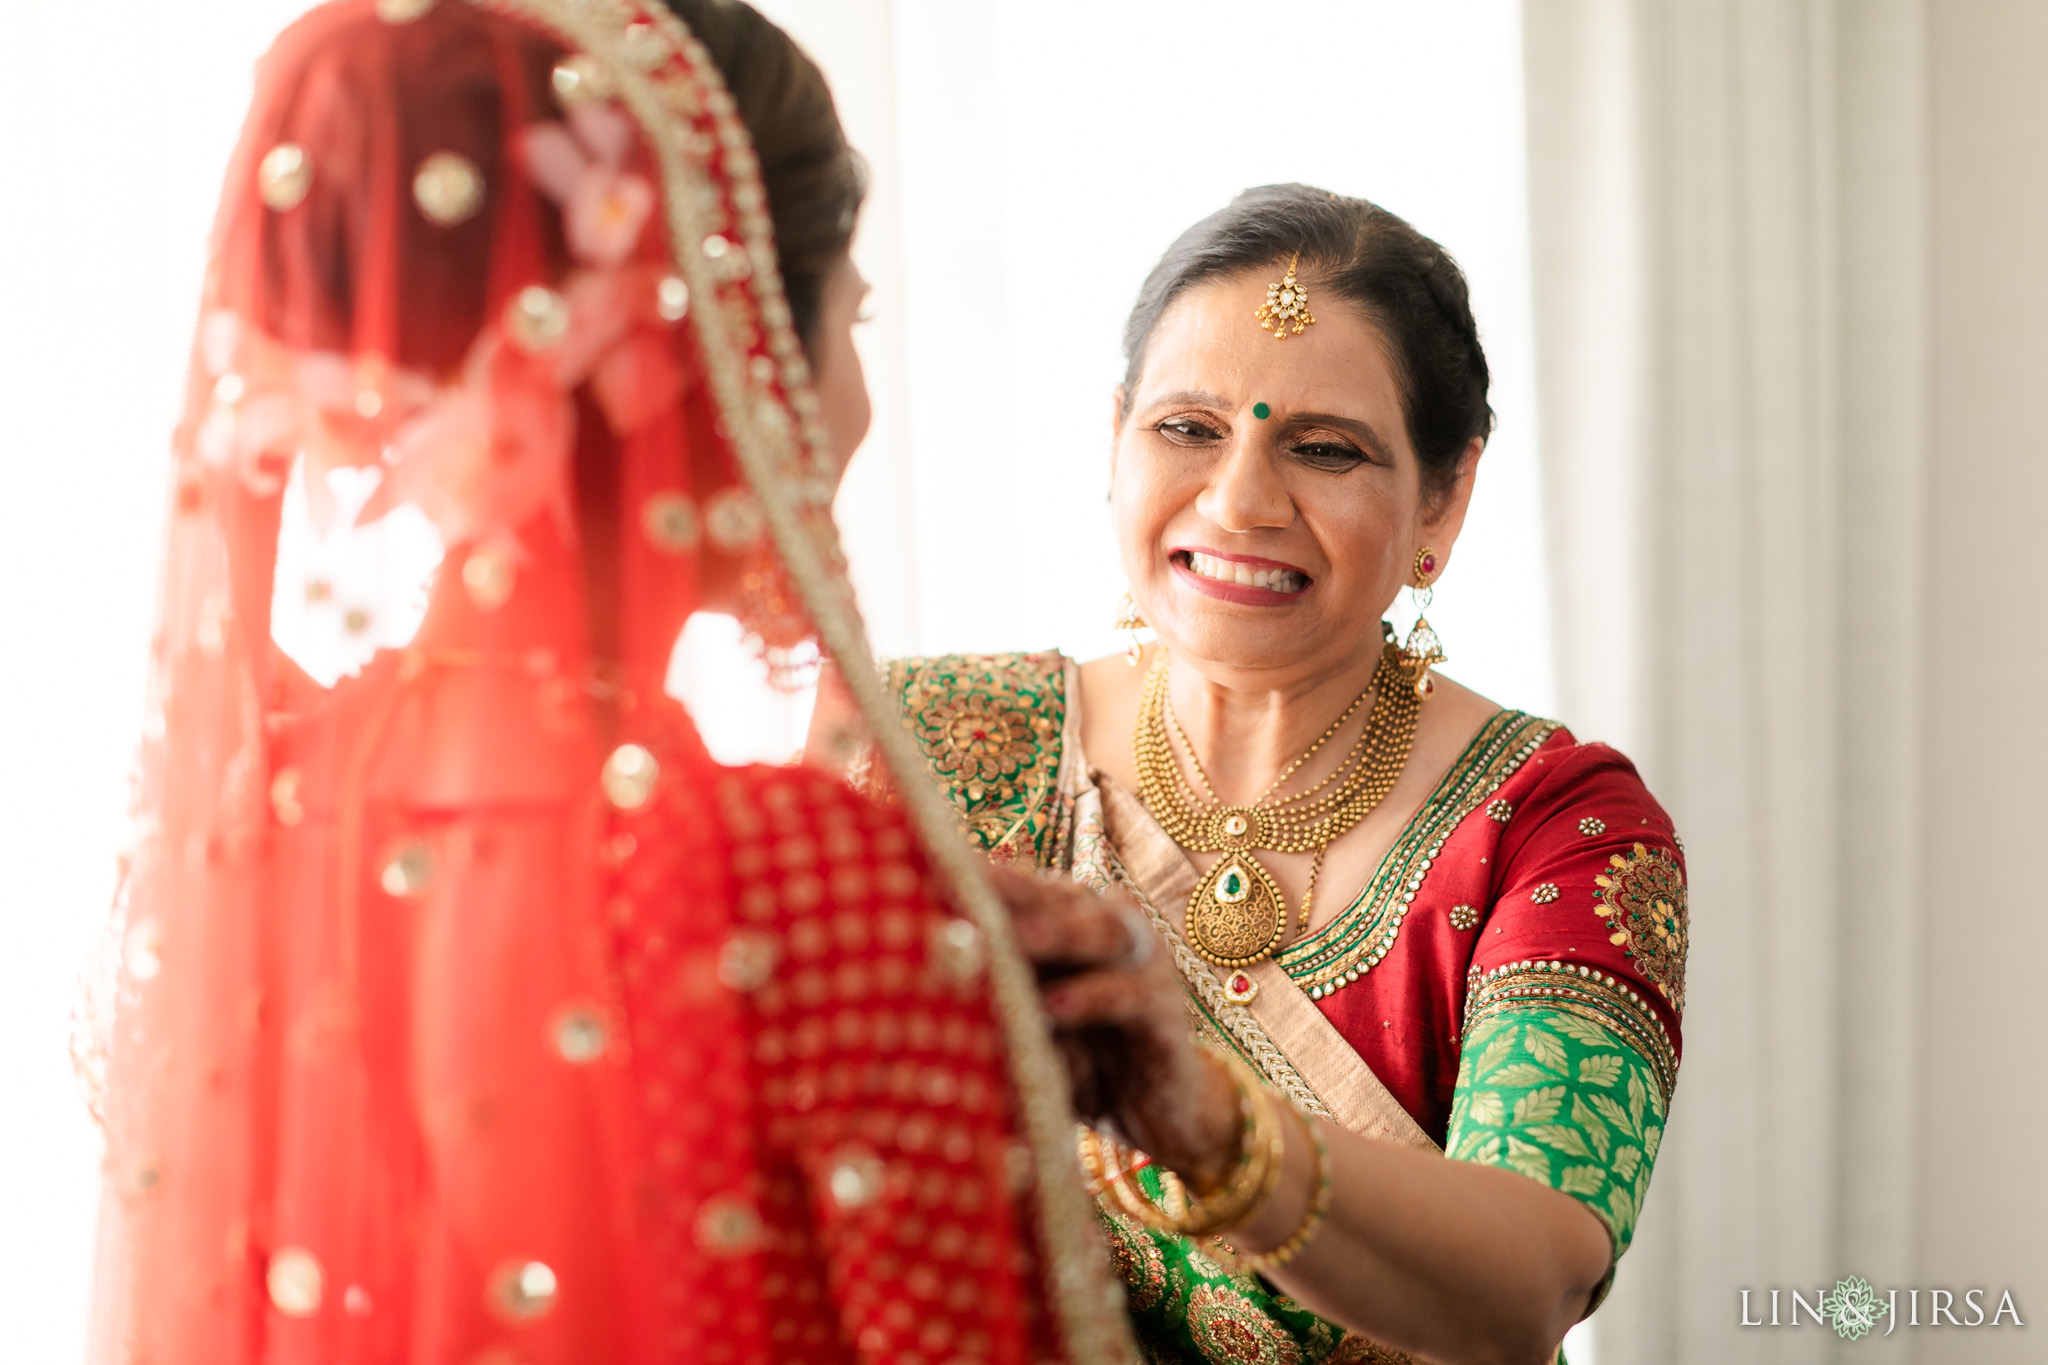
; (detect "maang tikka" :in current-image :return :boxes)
[1398,547,1447,698]
[1255,253,1316,340]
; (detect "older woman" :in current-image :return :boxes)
[836,186,1687,1364]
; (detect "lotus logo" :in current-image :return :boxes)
[1819,1277,1886,1341]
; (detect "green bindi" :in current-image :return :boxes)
[1252,402,1271,420]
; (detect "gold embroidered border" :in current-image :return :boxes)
[1076,816,1338,1123]
[1462,959,1678,1103]
[1281,711,1557,996]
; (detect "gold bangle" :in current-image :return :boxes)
[1087,1041,1288,1239]
[1175,1042,1287,1236]
[1239,1105,1333,1272]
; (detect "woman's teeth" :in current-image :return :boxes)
[1186,552,1306,594]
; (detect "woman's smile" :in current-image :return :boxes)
[1171,547,1311,602]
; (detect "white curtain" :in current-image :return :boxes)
[757,0,1557,715]
[1522,1,1927,1359]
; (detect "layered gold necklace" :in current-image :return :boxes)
[1134,642,1420,971]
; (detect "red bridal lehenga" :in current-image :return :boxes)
[81,4,1132,1363]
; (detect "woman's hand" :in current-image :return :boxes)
[988,867,1240,1190]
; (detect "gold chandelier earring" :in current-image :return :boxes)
[1398,547,1447,699]
[1112,589,1148,666]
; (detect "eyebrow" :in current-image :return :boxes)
[1142,391,1398,464]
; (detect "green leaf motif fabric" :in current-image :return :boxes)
[1447,1006,1667,1256]
[1097,1174,1406,1365]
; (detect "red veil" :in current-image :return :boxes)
[86,3,1131,1362]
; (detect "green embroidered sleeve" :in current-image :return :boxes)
[1446,1005,1668,1257]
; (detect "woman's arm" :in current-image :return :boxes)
[994,868,1609,1365]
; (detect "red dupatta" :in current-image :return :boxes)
[84,4,1132,1362]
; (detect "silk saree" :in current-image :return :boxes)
[868,651,1689,1364]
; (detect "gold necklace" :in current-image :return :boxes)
[1134,644,1420,973]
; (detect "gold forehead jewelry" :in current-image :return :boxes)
[1255,253,1316,340]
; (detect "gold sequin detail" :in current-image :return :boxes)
[505,284,570,351]
[704,487,766,550]
[641,491,699,553]
[693,1194,765,1255]
[487,1260,558,1321]
[266,1247,324,1317]
[412,150,486,226]
[379,840,434,898]
[258,143,313,212]
[601,743,660,811]
[461,545,516,611]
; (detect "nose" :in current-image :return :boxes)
[1193,431,1294,533]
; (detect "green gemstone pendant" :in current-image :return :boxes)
[1186,852,1288,968]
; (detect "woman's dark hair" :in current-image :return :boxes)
[674,0,866,345]
[1122,184,1493,493]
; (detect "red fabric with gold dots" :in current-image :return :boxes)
[611,751,1057,1365]
[91,4,1071,1360]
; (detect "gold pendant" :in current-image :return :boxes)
[1186,852,1288,968]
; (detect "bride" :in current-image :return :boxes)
[87,2,1135,1361]
[832,185,1688,1364]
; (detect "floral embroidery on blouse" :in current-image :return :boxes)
[885,652,1068,865]
[1186,1284,1309,1365]
[1594,843,1689,1013]
[1447,1006,1667,1257]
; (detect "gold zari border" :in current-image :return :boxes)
[1463,959,1678,1103]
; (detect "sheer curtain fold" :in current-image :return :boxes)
[1522,2,1927,1360]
